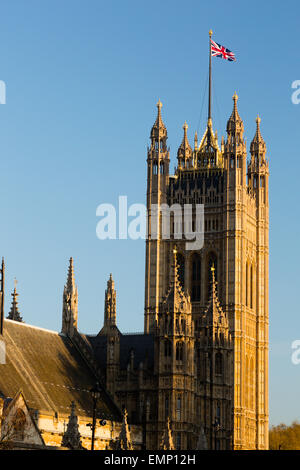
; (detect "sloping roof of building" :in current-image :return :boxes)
[0,319,121,421]
[84,333,155,371]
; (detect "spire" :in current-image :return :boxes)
[225,92,245,152]
[250,115,266,157]
[103,273,117,330]
[160,248,191,314]
[204,266,228,327]
[177,121,192,169]
[115,409,133,450]
[194,130,198,150]
[170,247,180,289]
[226,92,243,134]
[150,99,167,144]
[0,258,4,335]
[61,401,83,450]
[67,257,75,292]
[7,279,22,322]
[61,257,78,336]
[159,418,175,450]
[231,92,241,120]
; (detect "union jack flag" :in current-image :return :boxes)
[211,39,236,61]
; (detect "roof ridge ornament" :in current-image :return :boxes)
[61,401,83,450]
[7,278,23,323]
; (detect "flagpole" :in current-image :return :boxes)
[208,29,213,121]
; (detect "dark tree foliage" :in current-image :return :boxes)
[269,421,300,450]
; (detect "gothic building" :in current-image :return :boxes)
[62,94,269,450]
[0,92,269,450]
[0,260,142,450]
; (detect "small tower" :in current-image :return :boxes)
[226,92,244,143]
[159,418,175,450]
[100,273,116,333]
[224,93,247,185]
[248,115,269,449]
[144,100,170,334]
[61,258,78,337]
[177,122,192,169]
[248,115,269,202]
[197,266,233,450]
[99,274,120,398]
[7,279,22,322]
[155,247,196,450]
[115,409,133,450]
[61,401,83,450]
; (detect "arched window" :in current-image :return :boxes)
[176,397,182,421]
[216,403,221,420]
[250,265,253,309]
[246,262,249,307]
[250,357,255,410]
[207,252,217,299]
[191,254,201,301]
[176,342,183,361]
[176,432,181,449]
[215,352,223,376]
[13,408,26,441]
[165,396,169,419]
[164,340,172,357]
[245,356,249,408]
[177,253,185,289]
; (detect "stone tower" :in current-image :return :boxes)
[144,100,170,333]
[99,274,120,397]
[61,257,78,337]
[144,96,269,449]
[100,273,117,333]
[196,266,233,450]
[155,248,196,450]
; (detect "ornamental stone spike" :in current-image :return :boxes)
[61,257,78,336]
[7,279,23,322]
[61,401,83,450]
[115,408,133,450]
[159,417,175,450]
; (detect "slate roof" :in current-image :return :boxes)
[0,319,121,420]
[84,333,155,371]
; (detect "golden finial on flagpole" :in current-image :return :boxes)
[209,30,213,37]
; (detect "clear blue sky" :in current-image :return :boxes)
[0,0,299,426]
